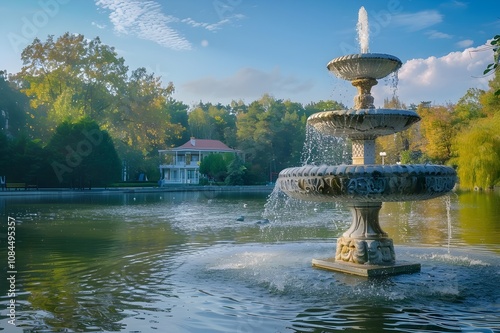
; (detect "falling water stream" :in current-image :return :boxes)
[444,194,453,254]
[300,125,351,166]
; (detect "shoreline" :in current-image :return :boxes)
[0,185,276,197]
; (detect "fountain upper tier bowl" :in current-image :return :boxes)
[308,109,421,139]
[277,164,457,203]
[327,53,402,80]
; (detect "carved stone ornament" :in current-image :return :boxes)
[278,164,457,203]
[335,237,395,265]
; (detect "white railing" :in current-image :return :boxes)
[160,163,199,168]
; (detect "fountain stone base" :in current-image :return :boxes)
[312,202,421,277]
[312,258,421,277]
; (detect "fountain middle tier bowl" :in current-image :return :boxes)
[327,53,402,80]
[277,164,457,203]
[307,109,421,139]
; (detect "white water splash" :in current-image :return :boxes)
[357,6,369,53]
[300,125,351,166]
[444,195,452,254]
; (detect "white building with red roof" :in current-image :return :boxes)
[158,137,239,185]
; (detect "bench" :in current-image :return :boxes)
[4,183,38,190]
[6,183,26,190]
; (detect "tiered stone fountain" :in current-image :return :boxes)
[277,7,457,277]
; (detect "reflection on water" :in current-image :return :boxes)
[0,190,499,332]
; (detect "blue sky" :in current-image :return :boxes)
[1,0,499,108]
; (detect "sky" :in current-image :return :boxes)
[0,0,499,108]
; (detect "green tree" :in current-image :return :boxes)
[480,69,500,117]
[0,132,9,176]
[483,34,500,96]
[108,67,174,156]
[304,100,345,115]
[454,114,500,190]
[188,107,212,139]
[165,98,190,147]
[454,88,486,126]
[14,33,129,140]
[383,95,407,109]
[46,117,121,187]
[376,95,417,164]
[7,135,46,185]
[225,155,246,185]
[0,71,29,137]
[14,33,175,180]
[199,153,228,182]
[417,104,455,164]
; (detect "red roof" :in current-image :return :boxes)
[171,138,236,152]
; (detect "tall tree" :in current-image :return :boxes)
[480,69,500,117]
[165,98,190,146]
[188,106,213,139]
[454,88,486,126]
[225,154,246,185]
[454,114,500,190]
[46,117,121,187]
[417,104,455,164]
[108,67,174,156]
[0,71,30,137]
[199,153,228,182]
[376,95,416,164]
[482,34,500,96]
[14,33,176,179]
[14,33,129,140]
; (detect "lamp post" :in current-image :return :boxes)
[379,151,387,165]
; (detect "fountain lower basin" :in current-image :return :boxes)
[277,164,457,202]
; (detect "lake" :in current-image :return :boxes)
[0,189,499,332]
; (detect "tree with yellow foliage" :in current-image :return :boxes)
[454,113,500,190]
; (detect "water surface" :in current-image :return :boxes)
[0,190,499,332]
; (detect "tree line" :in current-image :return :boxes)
[0,33,499,189]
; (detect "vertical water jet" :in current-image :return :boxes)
[357,6,369,54]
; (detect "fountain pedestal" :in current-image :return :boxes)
[312,202,421,277]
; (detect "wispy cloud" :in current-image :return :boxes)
[181,17,229,32]
[441,1,467,9]
[95,0,191,50]
[182,67,314,100]
[91,21,106,29]
[95,0,242,51]
[426,30,452,39]
[393,10,443,31]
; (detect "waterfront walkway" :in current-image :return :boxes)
[0,185,275,196]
